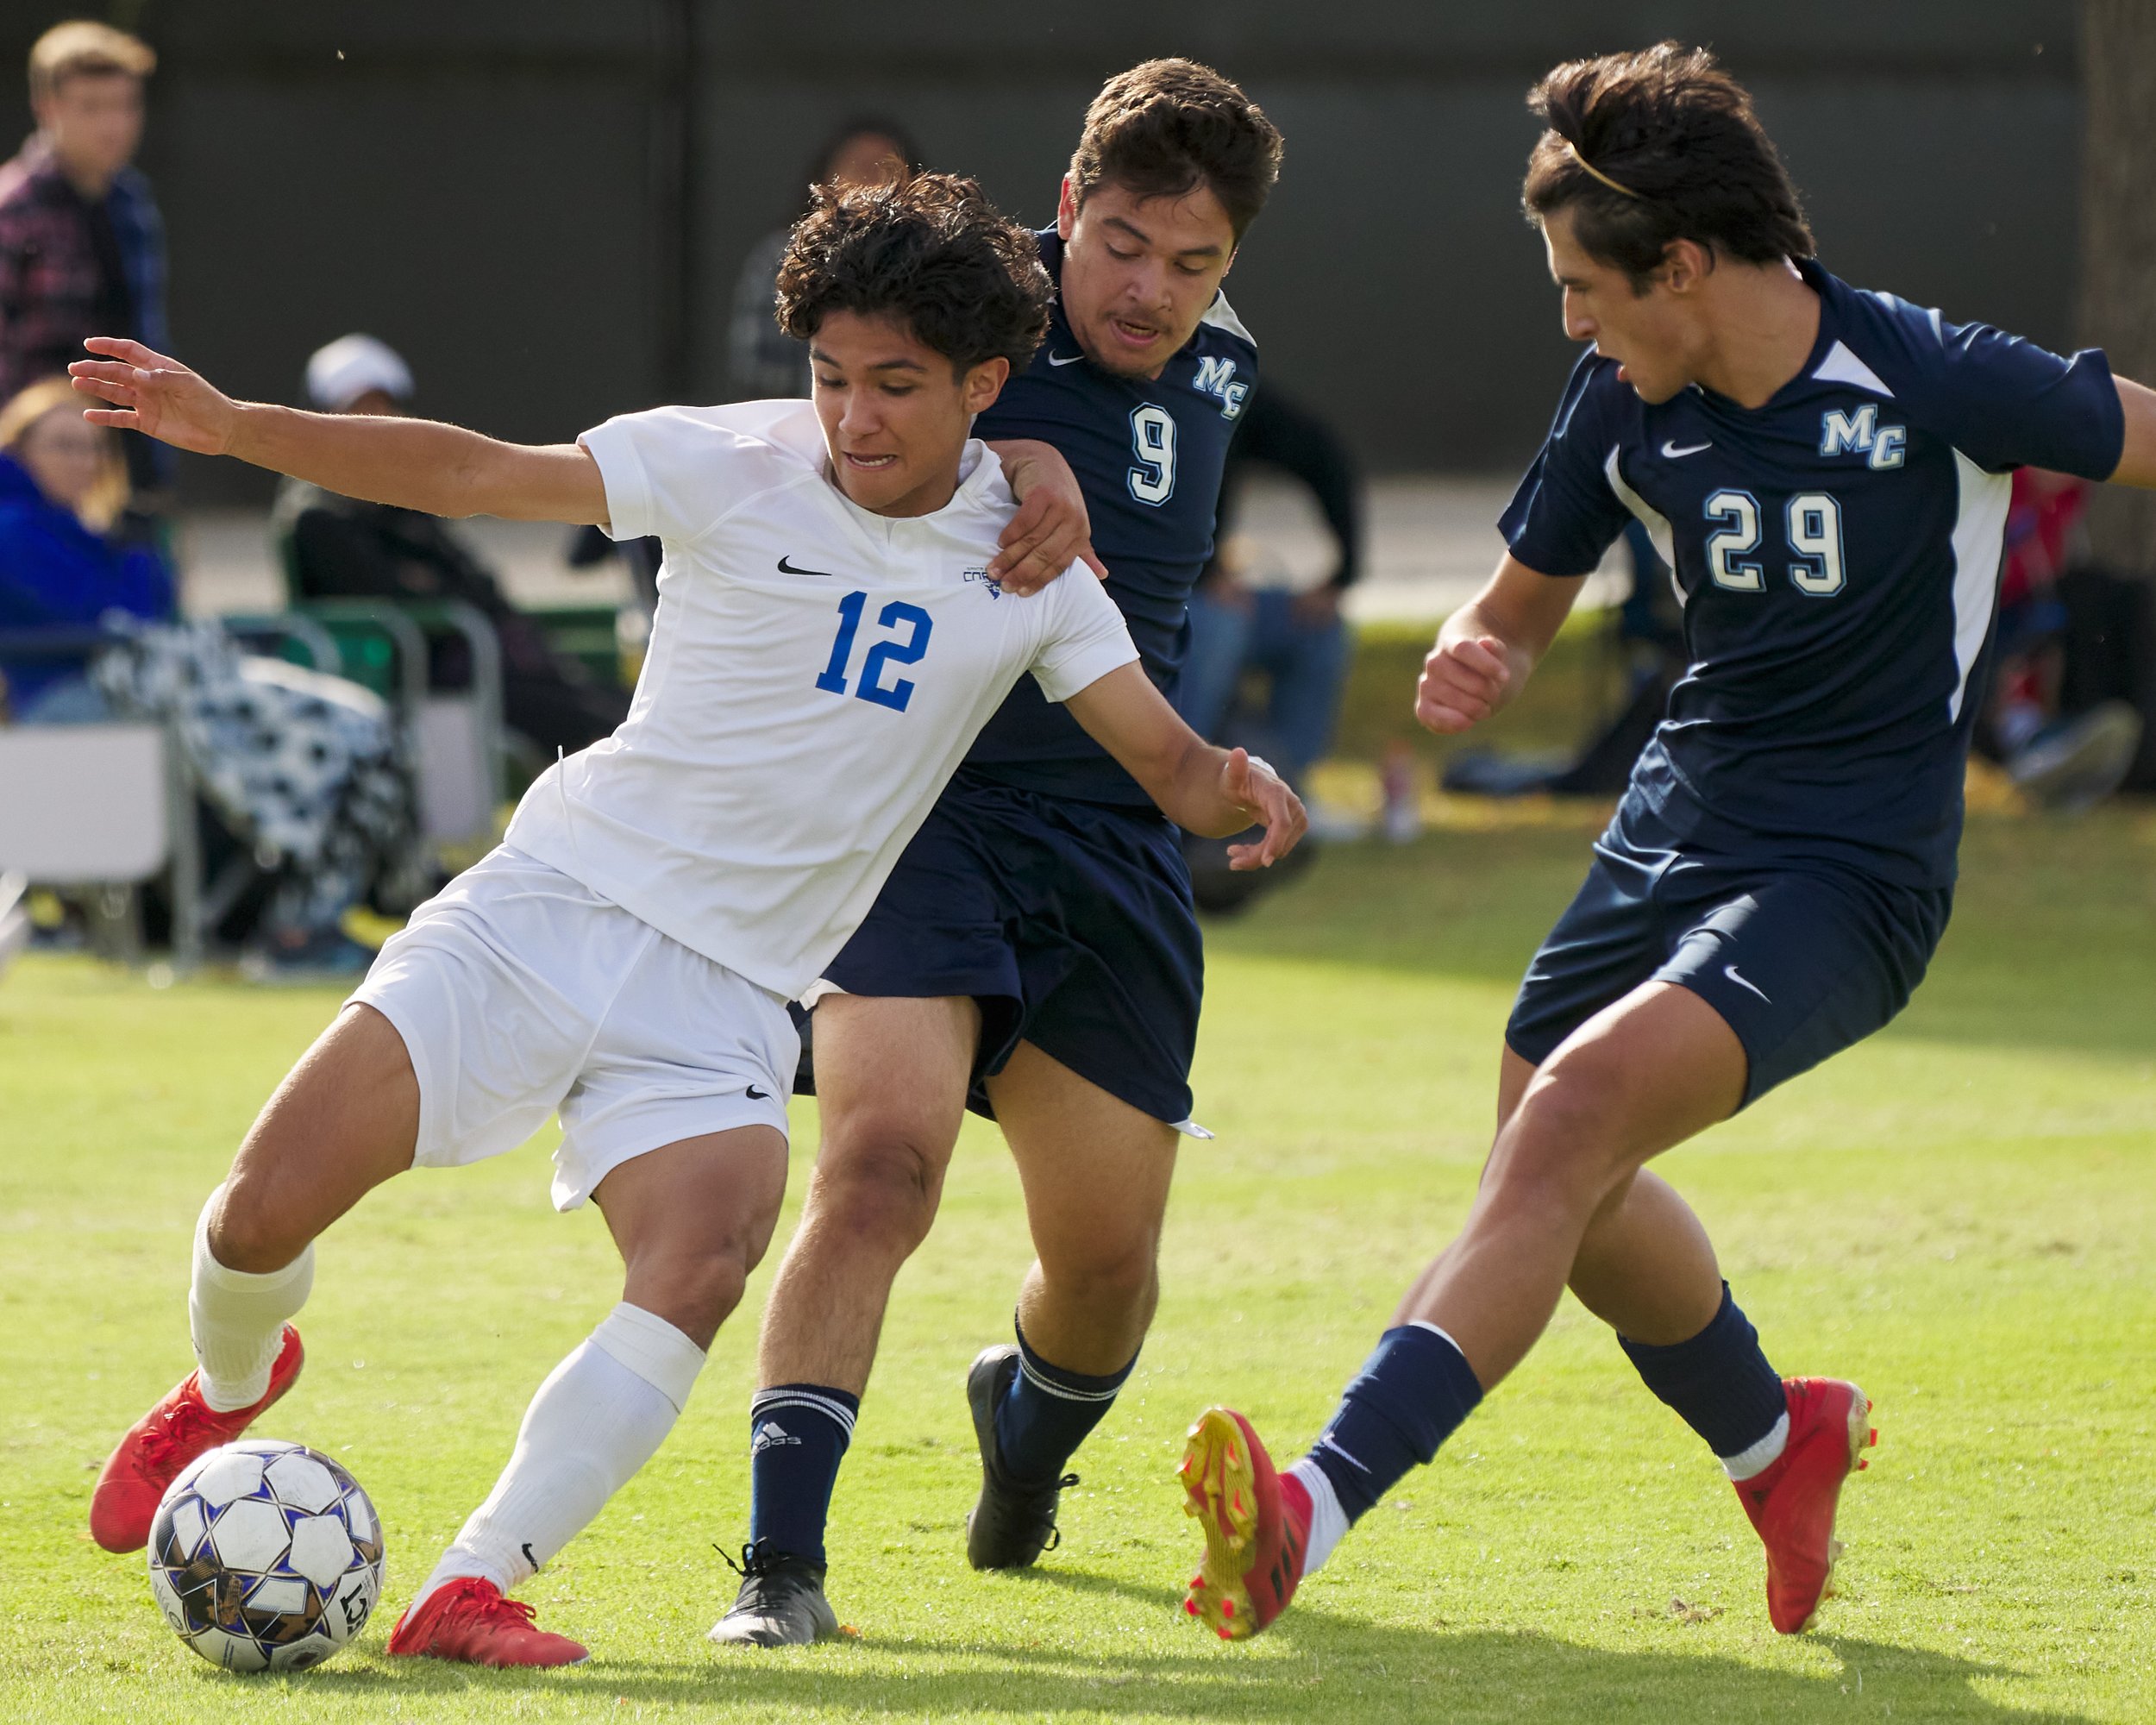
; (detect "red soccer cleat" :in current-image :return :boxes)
[90,1325,305,1553]
[1736,1377,1877,1634]
[387,1577,589,1667]
[1178,1406,1311,1642]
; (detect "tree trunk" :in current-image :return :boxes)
[2078,0,2156,570]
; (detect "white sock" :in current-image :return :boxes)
[1286,1458,1351,1577]
[189,1186,313,1413]
[1720,1410,1791,1481]
[414,1303,706,1608]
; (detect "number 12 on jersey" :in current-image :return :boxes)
[816,592,933,712]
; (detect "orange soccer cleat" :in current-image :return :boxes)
[1736,1377,1877,1633]
[386,1577,589,1667]
[1177,1406,1311,1642]
[90,1325,305,1553]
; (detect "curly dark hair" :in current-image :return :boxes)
[1069,59,1282,242]
[1523,42,1814,291]
[775,172,1051,377]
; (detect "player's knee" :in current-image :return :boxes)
[1039,1233,1160,1318]
[808,1132,947,1247]
[1494,1052,1644,1209]
[628,1242,751,1345]
[204,1178,313,1276]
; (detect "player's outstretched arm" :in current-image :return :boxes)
[2107,375,2156,490]
[1417,553,1588,735]
[1063,663,1306,869]
[69,337,608,525]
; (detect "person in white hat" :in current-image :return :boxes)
[303,333,414,416]
[275,331,630,756]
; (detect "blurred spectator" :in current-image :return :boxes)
[88,617,424,974]
[273,334,629,762]
[1178,385,1363,787]
[0,374,172,719]
[1981,468,2145,809]
[728,118,922,400]
[0,22,169,501]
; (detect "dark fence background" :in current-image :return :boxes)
[2,2,2082,502]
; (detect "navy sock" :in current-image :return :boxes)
[993,1317,1136,1487]
[1307,1323,1484,1522]
[746,1383,859,1565]
[1618,1283,1787,1461]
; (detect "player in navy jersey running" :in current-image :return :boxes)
[713,60,1281,1646]
[1175,41,2156,1643]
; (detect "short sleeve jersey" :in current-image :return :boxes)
[1500,260,2124,887]
[962,225,1259,806]
[503,399,1138,998]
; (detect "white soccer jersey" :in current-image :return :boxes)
[502,398,1139,1000]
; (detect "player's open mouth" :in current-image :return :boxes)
[1106,316,1161,348]
[843,451,899,470]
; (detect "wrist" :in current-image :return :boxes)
[222,398,265,462]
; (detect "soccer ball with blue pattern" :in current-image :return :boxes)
[147,1440,385,1672]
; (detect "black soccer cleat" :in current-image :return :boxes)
[706,1540,841,1647]
[964,1344,1079,1571]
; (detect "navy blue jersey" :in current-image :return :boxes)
[1501,260,2123,888]
[964,226,1258,805]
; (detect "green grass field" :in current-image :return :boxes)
[3,806,2152,1722]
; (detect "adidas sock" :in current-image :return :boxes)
[416,1302,705,1608]
[1617,1282,1789,1477]
[1305,1321,1483,1523]
[189,1185,313,1412]
[993,1315,1136,1487]
[746,1383,859,1566]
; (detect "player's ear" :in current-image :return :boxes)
[961,355,1011,415]
[1056,176,1077,242]
[1660,237,1713,296]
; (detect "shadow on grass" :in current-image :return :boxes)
[277,1571,2089,1724]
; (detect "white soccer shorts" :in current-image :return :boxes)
[348,845,797,1210]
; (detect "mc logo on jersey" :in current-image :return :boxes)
[1194,356,1250,421]
[1819,403,1906,470]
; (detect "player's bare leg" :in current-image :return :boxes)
[711,993,977,1646]
[1396,984,1744,1378]
[396,1126,787,1666]
[91,1005,419,1552]
[754,994,979,1393]
[965,1044,1179,1567]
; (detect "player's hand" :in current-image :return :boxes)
[988,438,1109,593]
[69,337,241,457]
[1416,634,1512,734]
[1220,748,1307,871]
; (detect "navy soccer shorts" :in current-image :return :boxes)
[813,770,1203,1126]
[1506,809,1953,1106]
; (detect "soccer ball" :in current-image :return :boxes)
[147,1440,385,1672]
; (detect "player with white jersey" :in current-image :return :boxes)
[75,172,1302,1668]
[1174,44,2156,1646]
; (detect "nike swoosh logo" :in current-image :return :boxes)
[776,555,835,578]
[1723,963,1771,1005]
[746,1084,771,1101]
[1661,439,1713,458]
[1047,351,1084,367]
